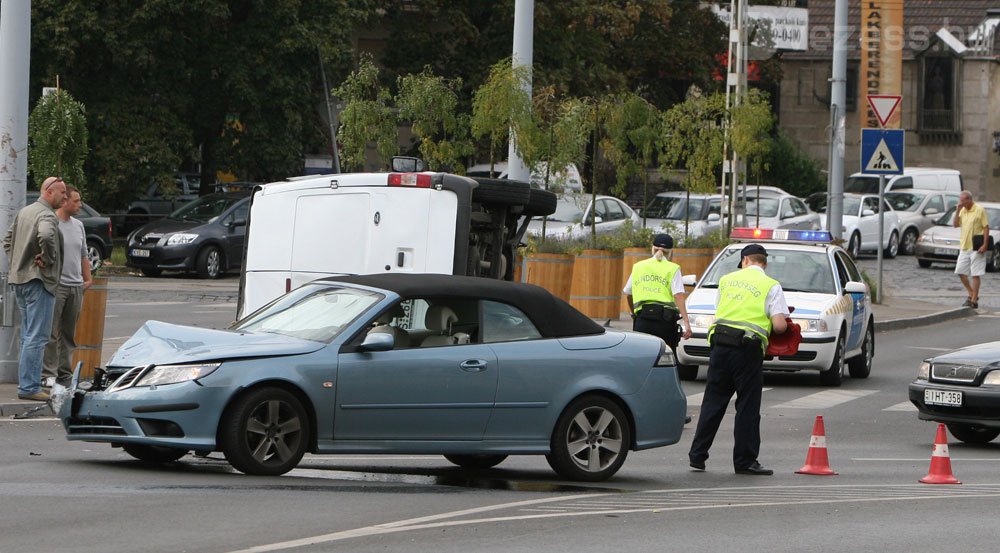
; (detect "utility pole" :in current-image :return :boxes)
[0,0,32,383]
[507,0,534,183]
[721,0,748,233]
[827,0,848,240]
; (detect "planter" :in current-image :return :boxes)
[570,249,623,319]
[514,251,525,283]
[620,247,648,320]
[525,253,575,302]
[672,248,716,280]
[71,277,108,379]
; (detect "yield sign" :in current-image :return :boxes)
[866,95,902,127]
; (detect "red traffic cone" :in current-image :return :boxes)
[920,423,961,485]
[796,415,838,475]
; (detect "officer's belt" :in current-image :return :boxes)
[715,318,768,337]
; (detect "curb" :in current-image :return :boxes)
[874,306,978,332]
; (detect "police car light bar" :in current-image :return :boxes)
[730,228,832,243]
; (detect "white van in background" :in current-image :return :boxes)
[236,171,556,319]
[466,161,584,192]
[845,168,962,194]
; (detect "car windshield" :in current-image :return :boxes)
[746,198,779,217]
[699,248,836,294]
[935,206,1000,228]
[844,176,879,194]
[549,197,586,223]
[169,194,243,223]
[843,197,862,217]
[885,192,927,212]
[234,284,382,342]
[644,196,706,220]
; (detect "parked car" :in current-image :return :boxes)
[123,172,203,233]
[745,195,821,231]
[885,190,960,255]
[812,193,901,259]
[677,228,873,386]
[845,167,963,194]
[527,193,639,240]
[60,274,688,481]
[26,191,113,272]
[641,191,725,240]
[125,191,250,278]
[914,202,1000,271]
[909,341,1000,443]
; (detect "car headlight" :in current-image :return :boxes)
[689,314,715,329]
[917,234,931,244]
[983,371,1000,385]
[135,363,221,387]
[166,233,199,245]
[918,361,930,381]
[791,318,828,333]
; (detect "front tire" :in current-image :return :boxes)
[848,232,861,259]
[917,259,932,269]
[140,267,162,277]
[444,454,508,469]
[196,246,223,279]
[847,321,874,379]
[677,364,699,381]
[884,231,899,259]
[122,444,188,464]
[947,424,1000,444]
[819,332,845,387]
[901,228,919,256]
[220,387,310,476]
[546,395,631,482]
[987,246,1000,273]
[86,239,104,272]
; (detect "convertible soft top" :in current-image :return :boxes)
[325,273,605,338]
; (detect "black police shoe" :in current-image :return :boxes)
[689,459,706,472]
[735,462,773,475]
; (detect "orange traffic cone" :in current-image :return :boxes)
[920,423,961,485]
[796,415,838,475]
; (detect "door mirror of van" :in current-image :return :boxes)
[391,156,426,173]
[358,332,394,352]
[862,209,875,217]
[923,207,939,216]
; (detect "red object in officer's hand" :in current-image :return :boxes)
[766,318,802,357]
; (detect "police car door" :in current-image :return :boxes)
[834,251,866,351]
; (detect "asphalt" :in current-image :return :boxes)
[0,275,986,418]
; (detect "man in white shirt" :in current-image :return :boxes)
[42,185,93,387]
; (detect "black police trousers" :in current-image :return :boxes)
[633,316,680,356]
[688,340,765,470]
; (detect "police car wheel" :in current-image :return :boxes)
[847,322,873,379]
[819,332,845,387]
[546,395,631,482]
[677,364,699,381]
[946,424,1000,444]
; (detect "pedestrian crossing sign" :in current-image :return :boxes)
[860,128,904,175]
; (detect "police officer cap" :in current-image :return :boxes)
[737,243,768,268]
[652,234,673,249]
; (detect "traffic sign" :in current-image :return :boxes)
[861,128,904,175]
[866,95,901,127]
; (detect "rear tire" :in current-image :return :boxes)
[443,454,508,469]
[546,395,631,482]
[677,364,699,381]
[947,424,1000,444]
[122,444,188,464]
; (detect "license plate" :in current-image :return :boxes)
[129,248,150,258]
[933,248,954,256]
[925,389,962,407]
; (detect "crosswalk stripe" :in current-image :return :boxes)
[882,401,918,412]
[686,388,772,407]
[772,389,878,409]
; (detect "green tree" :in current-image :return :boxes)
[730,88,775,186]
[335,54,399,172]
[602,91,661,222]
[470,58,533,174]
[762,129,825,198]
[27,88,88,193]
[396,67,473,172]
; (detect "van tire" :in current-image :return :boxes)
[523,188,558,217]
[470,177,530,207]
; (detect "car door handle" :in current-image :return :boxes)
[459,359,489,372]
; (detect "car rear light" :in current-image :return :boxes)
[387,173,432,188]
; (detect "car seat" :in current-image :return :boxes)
[420,305,461,347]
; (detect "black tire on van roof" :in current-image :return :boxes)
[469,177,531,206]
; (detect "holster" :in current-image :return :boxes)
[711,324,747,348]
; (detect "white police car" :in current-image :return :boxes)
[676,228,874,386]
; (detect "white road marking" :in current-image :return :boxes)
[883,401,917,412]
[687,388,772,407]
[226,484,1000,552]
[773,389,877,410]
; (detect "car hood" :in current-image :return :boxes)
[930,341,1000,367]
[107,320,325,367]
[686,288,851,317]
[920,225,958,239]
[134,218,208,238]
[526,218,579,239]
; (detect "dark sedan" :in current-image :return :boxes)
[909,342,1000,444]
[27,191,113,271]
[126,192,249,278]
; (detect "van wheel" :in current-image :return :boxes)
[523,188,558,217]
[196,246,223,279]
[469,177,531,207]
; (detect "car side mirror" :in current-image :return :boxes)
[923,207,939,216]
[844,281,867,295]
[229,219,247,229]
[587,216,603,225]
[706,213,721,222]
[782,211,795,219]
[358,332,394,352]
[862,209,875,217]
[682,274,697,286]
[391,156,426,172]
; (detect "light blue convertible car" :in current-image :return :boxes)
[62,274,686,481]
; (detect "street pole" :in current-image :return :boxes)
[507,0,533,183]
[876,174,885,304]
[0,0,32,383]
[827,0,848,241]
[317,46,341,174]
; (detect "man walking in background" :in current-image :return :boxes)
[43,184,93,388]
[953,191,990,309]
[3,176,66,401]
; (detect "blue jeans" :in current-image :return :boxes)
[13,280,56,395]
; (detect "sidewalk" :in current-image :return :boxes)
[0,296,979,418]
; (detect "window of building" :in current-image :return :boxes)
[918,54,962,143]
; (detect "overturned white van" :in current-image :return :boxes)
[236,171,556,319]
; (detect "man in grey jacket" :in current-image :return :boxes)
[3,177,67,401]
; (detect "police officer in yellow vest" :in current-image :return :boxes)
[688,244,789,476]
[624,233,691,358]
